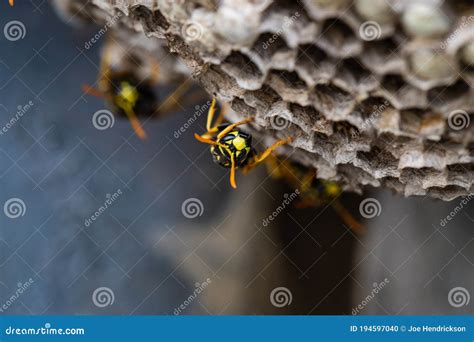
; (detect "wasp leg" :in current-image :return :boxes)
[216,117,254,140]
[243,137,293,174]
[123,106,147,140]
[213,101,227,128]
[205,97,218,132]
[150,59,160,85]
[229,153,237,189]
[156,79,193,117]
[194,133,219,145]
[294,198,319,209]
[331,200,364,235]
[82,84,104,98]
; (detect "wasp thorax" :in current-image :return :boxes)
[210,130,254,169]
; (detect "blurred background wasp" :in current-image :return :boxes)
[266,156,364,234]
[194,98,292,188]
[82,40,196,139]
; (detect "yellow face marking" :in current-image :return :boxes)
[232,136,246,151]
[117,81,139,106]
[324,182,341,197]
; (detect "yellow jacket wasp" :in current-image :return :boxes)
[266,156,364,234]
[194,98,292,189]
[83,42,192,139]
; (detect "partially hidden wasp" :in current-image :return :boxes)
[194,98,293,189]
[83,42,192,139]
[266,156,364,234]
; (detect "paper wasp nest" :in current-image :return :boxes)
[57,0,474,200]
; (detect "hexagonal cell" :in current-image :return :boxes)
[221,51,264,90]
[428,185,470,201]
[242,85,282,113]
[447,163,473,189]
[356,146,400,178]
[334,58,379,93]
[316,18,361,58]
[296,44,335,84]
[427,79,471,112]
[250,32,293,65]
[380,73,427,109]
[312,83,354,120]
[359,38,404,75]
[131,6,170,33]
[261,0,317,48]
[399,108,445,140]
[351,96,394,131]
[267,70,311,105]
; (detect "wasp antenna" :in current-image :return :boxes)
[194,133,217,145]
